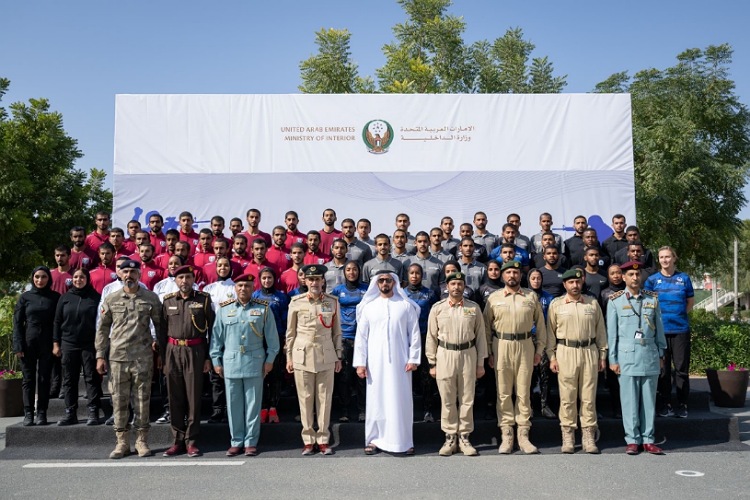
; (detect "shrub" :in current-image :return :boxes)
[0,295,19,372]
[690,309,750,373]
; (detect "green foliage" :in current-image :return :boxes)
[689,309,750,373]
[299,1,565,95]
[0,78,112,281]
[0,295,18,372]
[595,45,750,274]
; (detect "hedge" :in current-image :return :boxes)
[689,309,750,373]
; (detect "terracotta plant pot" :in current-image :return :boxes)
[706,369,749,408]
[0,378,24,417]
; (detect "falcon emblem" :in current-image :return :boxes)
[362,119,394,154]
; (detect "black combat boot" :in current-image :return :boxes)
[35,410,48,426]
[23,408,35,427]
[87,407,101,426]
[57,407,78,426]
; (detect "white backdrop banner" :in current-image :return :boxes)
[113,94,635,239]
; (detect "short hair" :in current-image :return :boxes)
[415,231,429,239]
[506,213,520,222]
[583,227,598,236]
[233,234,248,243]
[54,244,71,255]
[460,237,474,245]
[178,211,193,220]
[99,242,115,253]
[628,241,644,250]
[322,208,336,216]
[138,243,155,252]
[408,263,424,274]
[95,211,110,219]
[165,229,180,238]
[612,214,626,221]
[211,215,225,225]
[584,246,600,255]
[543,245,558,254]
[501,223,516,233]
[110,227,124,237]
[290,242,306,252]
[539,212,552,220]
[541,231,556,238]
[430,227,442,235]
[331,238,347,248]
[175,241,190,251]
[395,213,410,221]
[393,229,407,237]
[199,228,213,236]
[127,220,141,228]
[341,218,355,226]
[474,211,487,219]
[134,230,149,239]
[251,238,267,248]
[70,226,85,235]
[213,238,228,248]
[148,213,164,223]
[658,245,677,259]
[230,217,243,224]
[246,208,261,217]
[306,230,321,239]
[459,223,472,231]
[374,233,390,244]
[574,215,587,222]
[441,216,453,224]
[501,243,516,251]
[625,225,640,234]
[357,218,371,227]
[272,225,286,233]
[285,210,299,219]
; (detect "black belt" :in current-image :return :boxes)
[493,332,531,341]
[438,339,477,351]
[557,338,596,348]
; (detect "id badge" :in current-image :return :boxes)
[634,330,644,339]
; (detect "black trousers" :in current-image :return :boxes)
[62,349,102,410]
[658,334,691,406]
[20,338,52,412]
[262,351,285,409]
[335,339,366,413]
[418,335,437,413]
[210,369,226,411]
[49,355,62,396]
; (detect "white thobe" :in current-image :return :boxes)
[354,296,421,452]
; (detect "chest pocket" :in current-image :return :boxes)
[110,304,127,320]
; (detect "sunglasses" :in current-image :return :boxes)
[377,278,394,284]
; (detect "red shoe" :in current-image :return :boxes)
[186,445,201,457]
[226,446,243,457]
[301,444,315,456]
[318,444,334,455]
[268,407,279,423]
[643,443,664,455]
[244,446,258,456]
[625,444,640,455]
[260,409,269,424]
[163,444,185,457]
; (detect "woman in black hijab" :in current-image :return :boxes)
[53,268,103,426]
[13,266,60,426]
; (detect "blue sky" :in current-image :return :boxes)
[3,0,750,217]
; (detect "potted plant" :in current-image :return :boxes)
[0,295,23,417]
[706,363,749,408]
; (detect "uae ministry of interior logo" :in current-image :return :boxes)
[362,119,394,154]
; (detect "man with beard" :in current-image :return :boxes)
[473,211,498,256]
[395,213,416,253]
[85,211,111,255]
[246,238,272,290]
[128,231,152,262]
[362,234,406,284]
[563,215,588,266]
[242,208,272,248]
[231,235,253,271]
[319,209,343,256]
[51,245,73,295]
[324,239,348,292]
[340,218,373,267]
[210,216,228,244]
[354,269,421,455]
[266,226,292,276]
[483,260,547,454]
[70,226,98,270]
[406,232,443,293]
[303,230,330,266]
[601,214,628,262]
[538,246,568,298]
[138,244,164,291]
[96,260,162,459]
[148,213,168,256]
[160,266,214,457]
[583,246,609,299]
[108,228,130,259]
[90,243,118,294]
[284,211,307,252]
[357,218,377,255]
[457,238,487,292]
[440,216,461,256]
[531,213,564,255]
[280,243,306,293]
[193,229,215,268]
[548,268,607,454]
[429,227,455,264]
[229,218,244,237]
[154,229,180,270]
[178,212,200,256]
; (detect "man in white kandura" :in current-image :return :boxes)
[354,269,421,456]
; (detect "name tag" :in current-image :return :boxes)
[463,307,476,316]
[644,303,656,309]
[227,311,237,317]
[622,305,632,310]
[188,303,203,309]
[168,306,178,310]
[250,310,262,316]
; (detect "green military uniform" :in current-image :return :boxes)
[426,272,487,456]
[286,266,342,448]
[159,277,214,450]
[547,268,607,453]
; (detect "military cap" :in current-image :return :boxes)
[445,272,466,283]
[173,265,194,278]
[118,259,141,270]
[301,264,327,277]
[500,260,521,272]
[620,261,642,272]
[561,268,584,281]
[234,273,255,283]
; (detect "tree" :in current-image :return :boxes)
[595,45,750,274]
[0,78,112,282]
[299,0,565,95]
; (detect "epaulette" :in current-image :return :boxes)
[252,298,269,307]
[195,290,210,297]
[609,290,625,300]
[290,294,304,301]
[549,296,562,305]
[643,290,658,298]
[163,292,178,300]
[323,292,339,300]
[220,298,236,308]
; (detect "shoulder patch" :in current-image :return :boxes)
[549,296,562,305]
[609,290,625,300]
[220,298,236,308]
[643,290,658,298]
[290,294,304,301]
[252,298,269,307]
[163,292,178,300]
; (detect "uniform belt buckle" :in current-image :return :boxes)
[177,339,188,346]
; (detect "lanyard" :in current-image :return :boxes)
[626,295,643,331]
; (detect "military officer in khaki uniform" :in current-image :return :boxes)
[547,268,607,454]
[96,259,163,459]
[286,264,342,455]
[483,260,547,454]
[159,265,215,458]
[426,272,487,456]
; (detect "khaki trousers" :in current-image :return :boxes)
[557,344,599,428]
[294,369,334,445]
[436,347,478,435]
[109,358,152,432]
[494,337,534,427]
